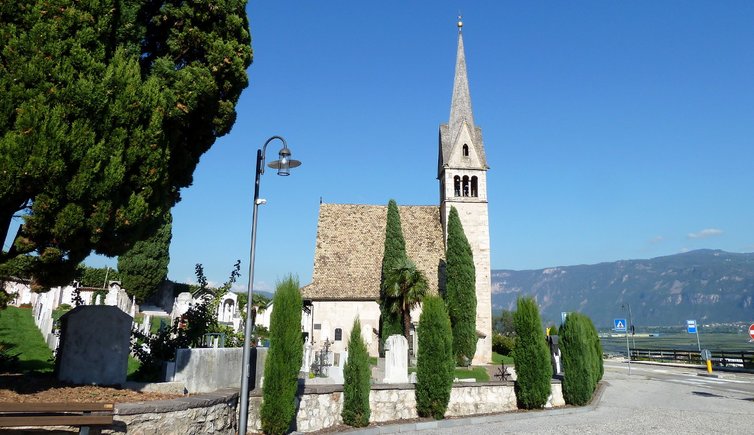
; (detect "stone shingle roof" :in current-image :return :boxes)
[301,203,446,301]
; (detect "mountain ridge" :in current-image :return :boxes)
[491,249,754,327]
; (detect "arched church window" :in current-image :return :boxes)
[471,176,478,197]
[462,144,469,157]
[334,328,342,341]
[453,176,461,197]
[462,176,470,197]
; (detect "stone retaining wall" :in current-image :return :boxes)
[246,380,564,433]
[31,381,562,433]
[110,389,239,434]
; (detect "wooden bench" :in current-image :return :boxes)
[0,402,114,434]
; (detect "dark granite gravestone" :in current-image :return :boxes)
[56,305,132,385]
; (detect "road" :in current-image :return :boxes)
[403,360,754,434]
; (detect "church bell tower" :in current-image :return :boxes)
[438,18,492,364]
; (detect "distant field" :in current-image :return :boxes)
[601,332,754,355]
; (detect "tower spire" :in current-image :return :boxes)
[448,17,474,141]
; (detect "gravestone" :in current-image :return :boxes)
[383,334,408,383]
[327,350,348,384]
[301,343,312,373]
[142,314,151,334]
[56,306,132,385]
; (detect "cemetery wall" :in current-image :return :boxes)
[244,381,565,433]
[113,389,239,434]
[30,381,562,433]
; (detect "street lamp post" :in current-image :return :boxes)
[238,136,301,435]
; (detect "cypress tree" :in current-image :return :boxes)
[342,318,371,427]
[0,1,252,288]
[560,313,593,405]
[586,316,604,383]
[415,296,454,419]
[512,296,552,409]
[118,210,172,303]
[261,276,303,435]
[379,199,407,349]
[445,206,477,365]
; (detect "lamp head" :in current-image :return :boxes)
[267,146,301,176]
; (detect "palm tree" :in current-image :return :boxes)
[382,257,429,343]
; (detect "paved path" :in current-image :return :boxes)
[343,362,754,434]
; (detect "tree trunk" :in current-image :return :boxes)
[402,307,411,344]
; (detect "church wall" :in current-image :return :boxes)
[307,300,381,356]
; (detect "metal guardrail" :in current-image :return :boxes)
[629,348,754,369]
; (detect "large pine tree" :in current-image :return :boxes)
[379,199,407,349]
[117,210,172,303]
[0,1,252,288]
[445,206,477,365]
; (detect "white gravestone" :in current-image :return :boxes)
[301,343,312,373]
[383,334,408,383]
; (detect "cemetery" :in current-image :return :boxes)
[0,287,574,433]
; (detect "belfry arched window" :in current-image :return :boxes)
[471,176,478,197]
[462,176,470,197]
[462,144,469,157]
[453,176,461,197]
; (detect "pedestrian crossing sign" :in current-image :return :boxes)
[614,319,627,332]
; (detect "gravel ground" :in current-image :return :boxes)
[0,374,184,403]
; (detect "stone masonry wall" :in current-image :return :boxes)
[244,381,564,433]
[26,381,563,434]
[110,389,238,435]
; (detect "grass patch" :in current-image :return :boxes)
[0,307,54,373]
[492,351,514,365]
[409,365,491,382]
[453,366,490,382]
[369,356,378,366]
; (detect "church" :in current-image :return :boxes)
[301,20,492,364]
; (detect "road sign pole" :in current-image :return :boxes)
[625,328,631,375]
[695,328,701,353]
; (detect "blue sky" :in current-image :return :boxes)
[82,1,754,291]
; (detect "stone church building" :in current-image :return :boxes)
[301,22,492,364]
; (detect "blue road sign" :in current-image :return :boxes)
[687,320,697,334]
[614,319,627,332]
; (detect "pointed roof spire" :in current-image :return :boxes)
[448,15,474,139]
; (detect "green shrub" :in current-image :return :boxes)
[492,332,516,356]
[560,313,592,405]
[415,296,454,419]
[261,276,303,435]
[547,324,559,336]
[512,296,551,409]
[342,318,371,427]
[587,317,604,383]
